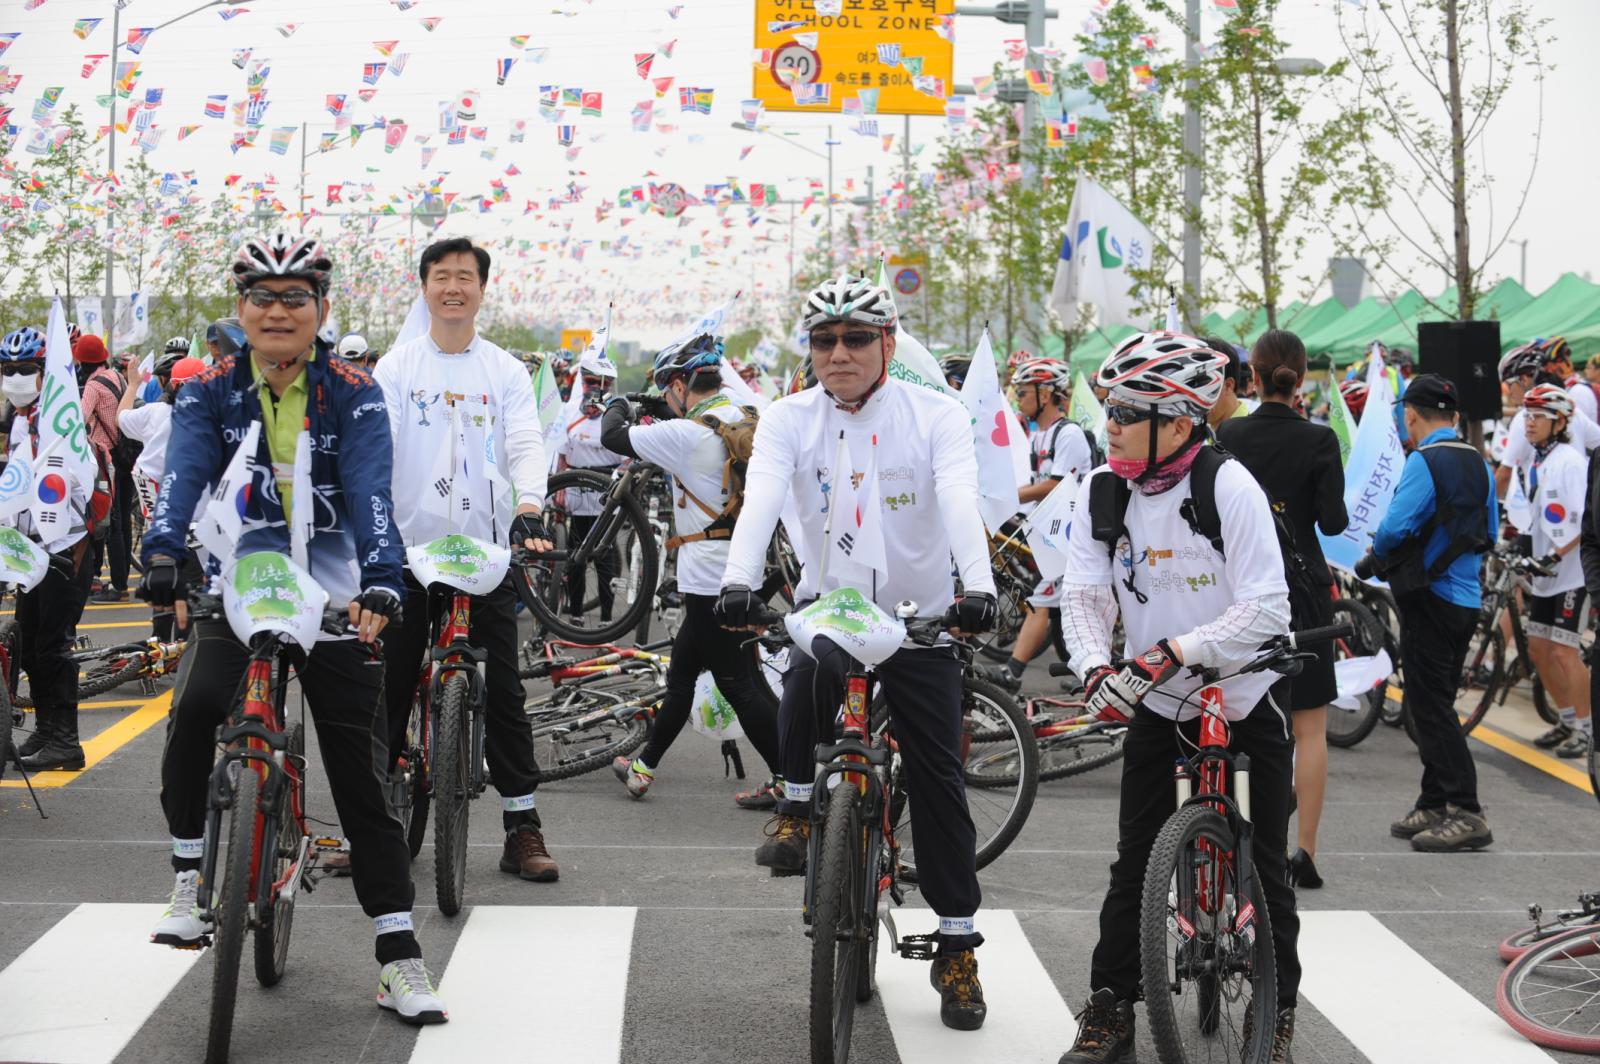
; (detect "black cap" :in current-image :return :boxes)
[1401,372,1458,412]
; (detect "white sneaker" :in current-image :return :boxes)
[150,870,210,948]
[611,756,654,799]
[377,958,448,1025]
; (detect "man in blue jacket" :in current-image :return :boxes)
[140,233,447,1026]
[1360,374,1499,853]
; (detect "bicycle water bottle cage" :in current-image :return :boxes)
[896,933,940,962]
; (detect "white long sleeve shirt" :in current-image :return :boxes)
[375,332,547,547]
[1058,460,1292,723]
[721,379,995,617]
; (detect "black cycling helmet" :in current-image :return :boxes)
[940,354,972,387]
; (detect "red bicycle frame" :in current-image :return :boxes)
[1173,686,1255,939]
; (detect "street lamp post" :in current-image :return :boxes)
[102,0,249,339]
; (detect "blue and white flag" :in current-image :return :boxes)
[1320,348,1406,578]
[1049,175,1155,329]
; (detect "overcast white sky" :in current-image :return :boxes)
[2,0,1591,345]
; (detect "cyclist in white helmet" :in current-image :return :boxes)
[717,275,998,1032]
[554,345,625,625]
[335,331,378,370]
[1056,331,1299,1064]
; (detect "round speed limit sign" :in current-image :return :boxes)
[770,41,822,88]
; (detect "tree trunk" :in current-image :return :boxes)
[1445,0,1473,320]
[1250,68,1277,330]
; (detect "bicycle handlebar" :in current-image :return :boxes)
[1045,623,1355,682]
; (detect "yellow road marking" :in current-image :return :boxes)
[0,603,148,615]
[15,699,151,713]
[1470,720,1594,795]
[0,690,172,789]
[77,621,151,631]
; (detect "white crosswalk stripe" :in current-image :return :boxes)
[0,903,1560,1064]
[0,904,203,1064]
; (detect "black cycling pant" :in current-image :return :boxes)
[16,542,93,723]
[100,467,134,591]
[563,514,617,618]
[159,619,420,962]
[1089,696,1300,1008]
[775,639,981,953]
[1399,589,1481,813]
[382,571,542,833]
[639,593,780,774]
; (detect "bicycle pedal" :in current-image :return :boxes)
[170,935,212,951]
[895,933,939,962]
[312,836,349,853]
[768,866,805,878]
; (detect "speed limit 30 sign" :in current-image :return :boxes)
[771,40,821,87]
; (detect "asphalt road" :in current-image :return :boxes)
[2,597,1596,1064]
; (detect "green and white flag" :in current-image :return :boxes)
[1327,374,1355,466]
[1049,175,1155,329]
[1068,369,1108,458]
[533,352,563,433]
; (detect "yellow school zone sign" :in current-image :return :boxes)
[751,0,955,117]
[559,329,593,354]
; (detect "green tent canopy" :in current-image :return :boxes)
[1497,273,1600,351]
[1305,290,1426,363]
[1354,278,1534,355]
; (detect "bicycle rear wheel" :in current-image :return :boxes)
[809,785,866,1064]
[972,573,1028,663]
[205,764,259,1064]
[516,470,657,645]
[253,726,302,987]
[884,676,1038,882]
[1455,625,1505,737]
[1497,926,1600,1053]
[1036,720,1126,781]
[432,674,472,917]
[1139,803,1276,1064]
[399,681,432,859]
[1325,600,1385,749]
[78,646,147,699]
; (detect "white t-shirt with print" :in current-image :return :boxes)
[627,395,743,596]
[1526,439,1587,596]
[557,410,625,517]
[1060,460,1291,722]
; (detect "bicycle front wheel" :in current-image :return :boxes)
[1497,926,1600,1053]
[432,674,472,917]
[205,763,259,1064]
[516,469,657,645]
[254,725,302,988]
[527,682,656,781]
[809,785,866,1064]
[1140,803,1277,1064]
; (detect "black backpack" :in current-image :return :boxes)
[92,371,143,474]
[1086,441,1324,627]
[1036,419,1105,481]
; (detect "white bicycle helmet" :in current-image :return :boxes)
[577,347,618,379]
[1524,382,1575,421]
[163,335,190,356]
[802,276,897,331]
[1013,356,1074,394]
[1096,331,1228,418]
[231,232,333,295]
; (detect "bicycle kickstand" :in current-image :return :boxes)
[8,747,48,819]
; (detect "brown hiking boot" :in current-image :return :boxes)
[930,949,986,1030]
[500,827,560,882]
[754,814,809,875]
[1060,989,1135,1063]
[1389,806,1445,839]
[1242,1004,1295,1063]
[1410,805,1493,853]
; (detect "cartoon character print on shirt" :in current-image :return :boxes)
[1115,534,1224,596]
[410,389,441,427]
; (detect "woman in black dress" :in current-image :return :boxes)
[1216,330,1348,888]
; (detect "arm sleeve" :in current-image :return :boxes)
[599,402,640,459]
[931,399,995,596]
[116,403,159,442]
[339,375,404,597]
[1171,466,1291,668]
[142,386,222,565]
[500,357,548,512]
[1059,475,1116,671]
[721,405,795,590]
[1315,429,1350,537]
[1372,452,1436,559]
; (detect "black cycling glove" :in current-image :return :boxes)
[943,591,998,635]
[511,511,552,547]
[355,587,402,624]
[714,585,762,628]
[144,558,184,608]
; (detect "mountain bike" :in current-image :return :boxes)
[516,464,659,645]
[6,633,187,708]
[188,561,355,1064]
[394,536,551,915]
[1137,622,1350,1064]
[1006,683,1127,783]
[975,524,1067,664]
[520,637,671,780]
[751,590,1038,1064]
[1441,547,1557,743]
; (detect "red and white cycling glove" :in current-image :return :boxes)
[1085,638,1183,724]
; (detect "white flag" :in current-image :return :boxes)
[113,291,149,347]
[826,433,889,587]
[289,428,315,570]
[960,329,1024,534]
[391,294,431,348]
[1319,346,1406,578]
[533,353,564,433]
[41,297,96,492]
[1022,468,1076,580]
[0,435,35,521]
[195,421,262,566]
[27,436,71,536]
[719,361,769,411]
[1050,175,1156,329]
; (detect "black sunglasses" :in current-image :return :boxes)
[0,362,40,377]
[1105,403,1164,426]
[809,329,879,351]
[243,288,317,309]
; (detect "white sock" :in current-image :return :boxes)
[1581,716,1593,738]
[1560,707,1577,728]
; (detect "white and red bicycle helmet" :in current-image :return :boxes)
[1013,356,1074,394]
[1096,331,1228,419]
[231,232,334,295]
[1523,382,1575,421]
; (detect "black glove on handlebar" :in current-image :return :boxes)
[355,587,402,624]
[1353,550,1378,581]
[144,558,184,608]
[511,511,552,547]
[715,584,762,628]
[943,591,998,635]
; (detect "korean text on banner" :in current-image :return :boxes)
[1319,350,1406,578]
[751,0,955,117]
[1049,175,1155,330]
